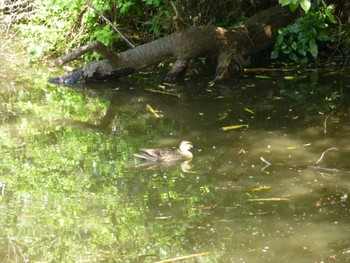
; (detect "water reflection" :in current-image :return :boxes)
[1,62,350,262]
[134,160,193,173]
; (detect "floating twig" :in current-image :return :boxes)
[249,185,272,192]
[144,88,180,97]
[247,198,289,202]
[154,252,211,263]
[220,124,248,131]
[260,156,271,171]
[260,157,271,166]
[244,67,284,73]
[146,104,163,118]
[314,147,337,165]
[244,107,255,115]
[323,115,330,135]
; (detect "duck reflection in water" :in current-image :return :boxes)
[133,140,197,172]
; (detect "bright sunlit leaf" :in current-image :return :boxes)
[300,0,311,13]
[289,2,299,12]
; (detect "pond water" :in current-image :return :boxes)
[1,46,350,262]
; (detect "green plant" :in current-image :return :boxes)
[6,0,173,61]
[271,1,336,64]
[279,0,312,13]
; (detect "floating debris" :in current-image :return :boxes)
[144,88,180,97]
[146,104,163,118]
[247,198,289,202]
[249,186,272,192]
[220,124,249,131]
[244,107,255,115]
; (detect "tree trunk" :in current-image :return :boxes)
[48,5,298,85]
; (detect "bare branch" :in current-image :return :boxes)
[54,41,119,66]
[84,0,135,49]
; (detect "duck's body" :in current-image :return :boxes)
[133,140,194,162]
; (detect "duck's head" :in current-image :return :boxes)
[179,140,194,152]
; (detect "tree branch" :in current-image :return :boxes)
[54,41,119,66]
[84,0,135,49]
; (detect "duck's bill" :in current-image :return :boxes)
[192,146,201,152]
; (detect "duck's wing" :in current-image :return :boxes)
[133,152,152,160]
[133,148,165,162]
[139,148,163,158]
[160,147,186,162]
[134,147,180,162]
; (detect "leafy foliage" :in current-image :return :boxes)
[271,1,336,64]
[6,0,173,61]
[279,0,311,13]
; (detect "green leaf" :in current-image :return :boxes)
[300,0,311,13]
[324,4,336,23]
[297,45,307,56]
[289,2,299,12]
[271,50,279,59]
[300,57,308,64]
[309,39,318,58]
[279,0,292,6]
[317,34,331,41]
[289,23,300,33]
[289,52,298,62]
[276,35,284,46]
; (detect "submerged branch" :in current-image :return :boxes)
[307,166,339,173]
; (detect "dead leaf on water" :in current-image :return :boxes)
[238,148,246,155]
[316,197,326,207]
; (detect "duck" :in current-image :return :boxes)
[133,140,194,162]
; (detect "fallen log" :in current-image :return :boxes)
[48,5,298,85]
